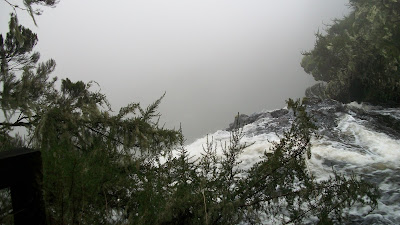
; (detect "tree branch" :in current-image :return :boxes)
[83,124,140,148]
[3,0,29,12]
[0,121,31,128]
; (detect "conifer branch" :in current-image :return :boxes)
[83,124,141,148]
[3,0,29,12]
[202,189,209,225]
[0,121,31,128]
[83,124,125,146]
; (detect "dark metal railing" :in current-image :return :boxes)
[0,148,46,225]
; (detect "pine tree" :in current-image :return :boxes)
[1,2,379,224]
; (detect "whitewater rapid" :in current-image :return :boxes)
[185,99,400,224]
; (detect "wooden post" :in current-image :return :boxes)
[0,148,46,225]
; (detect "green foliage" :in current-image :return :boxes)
[1,9,180,223]
[3,0,58,25]
[113,99,378,224]
[1,3,379,224]
[0,188,13,224]
[302,0,400,105]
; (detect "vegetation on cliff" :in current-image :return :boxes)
[302,0,400,106]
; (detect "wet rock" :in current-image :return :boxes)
[226,114,252,131]
[305,82,328,99]
[222,97,400,224]
[346,104,400,139]
[226,112,271,131]
[270,109,288,118]
[346,214,394,225]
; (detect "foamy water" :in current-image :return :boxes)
[185,101,400,224]
[186,121,281,171]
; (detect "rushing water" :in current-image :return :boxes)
[186,98,400,224]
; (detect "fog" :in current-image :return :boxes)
[0,0,350,142]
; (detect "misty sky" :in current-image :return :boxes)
[1,0,350,142]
